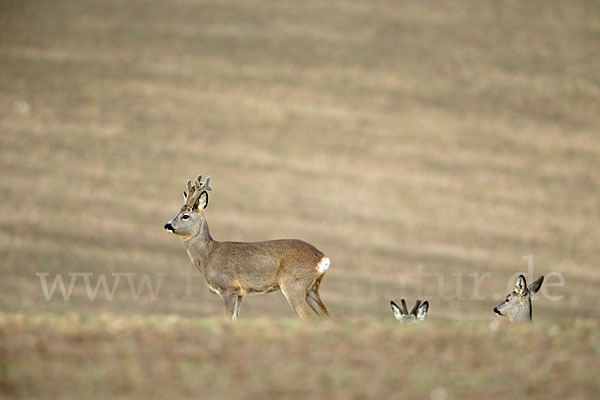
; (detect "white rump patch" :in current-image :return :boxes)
[317,256,330,274]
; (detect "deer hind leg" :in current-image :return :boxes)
[306,293,322,316]
[307,275,330,318]
[307,289,330,318]
[280,284,312,321]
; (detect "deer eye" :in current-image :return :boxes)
[181,214,190,220]
[505,299,509,303]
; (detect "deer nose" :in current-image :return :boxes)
[164,223,174,232]
[493,307,502,316]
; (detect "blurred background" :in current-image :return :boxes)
[1,0,599,398]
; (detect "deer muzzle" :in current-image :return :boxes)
[164,223,175,233]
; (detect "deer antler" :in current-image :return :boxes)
[410,300,422,315]
[400,298,409,315]
[185,175,212,208]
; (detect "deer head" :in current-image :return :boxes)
[494,275,544,322]
[164,175,212,239]
[390,298,429,323]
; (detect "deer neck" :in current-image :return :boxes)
[183,217,213,258]
[510,299,533,322]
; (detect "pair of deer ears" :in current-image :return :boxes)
[515,275,544,296]
[390,299,429,321]
[183,191,209,210]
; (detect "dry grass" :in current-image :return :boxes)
[1,312,599,399]
[1,0,599,398]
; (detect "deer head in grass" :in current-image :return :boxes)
[390,298,429,324]
[494,275,544,322]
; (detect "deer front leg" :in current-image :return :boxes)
[222,291,242,321]
[233,295,243,319]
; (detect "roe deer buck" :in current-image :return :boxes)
[494,274,544,322]
[164,175,331,320]
[390,298,429,323]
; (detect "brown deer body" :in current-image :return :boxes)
[164,175,330,320]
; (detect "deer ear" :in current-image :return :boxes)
[194,191,209,210]
[528,276,544,296]
[515,275,527,295]
[390,301,404,320]
[416,301,429,320]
